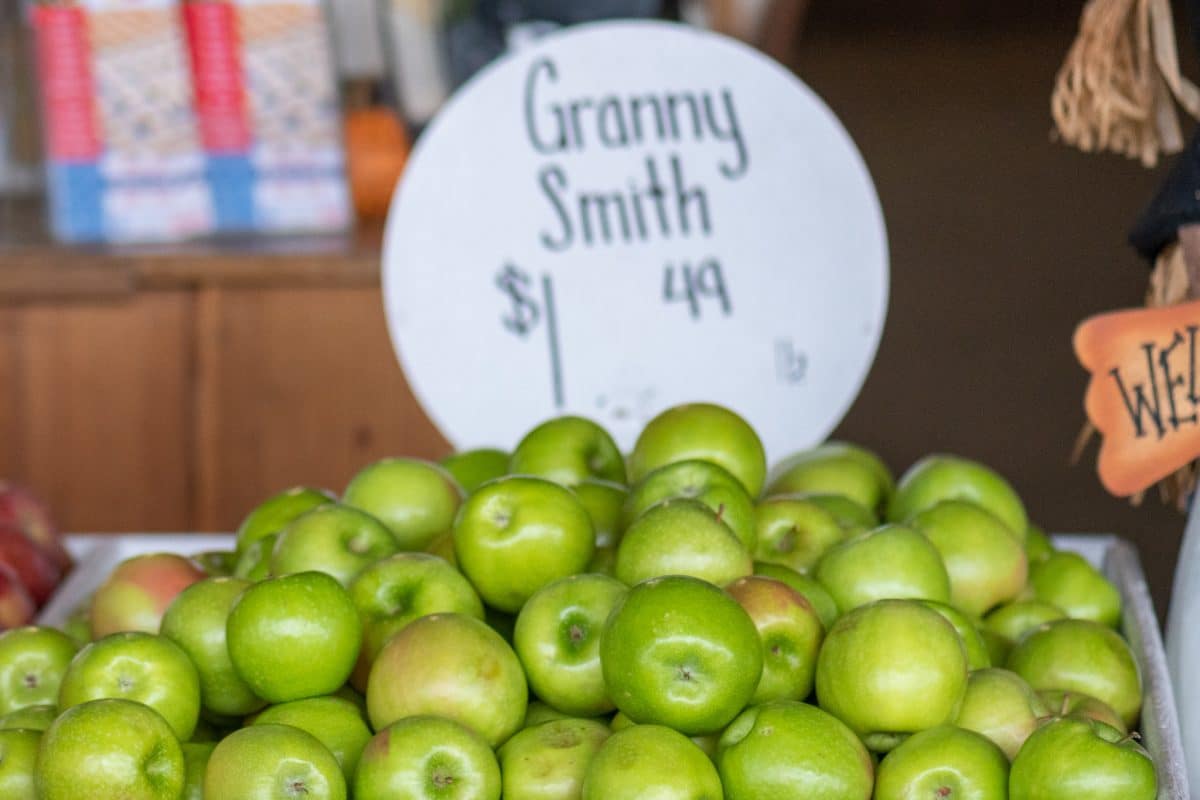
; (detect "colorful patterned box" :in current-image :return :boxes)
[32,0,214,243]
[182,0,350,234]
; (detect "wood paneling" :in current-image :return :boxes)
[0,294,193,532]
[192,287,448,531]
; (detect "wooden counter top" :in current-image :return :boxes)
[0,197,383,303]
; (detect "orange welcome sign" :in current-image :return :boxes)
[1075,298,1200,496]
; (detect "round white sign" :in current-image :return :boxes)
[383,20,888,462]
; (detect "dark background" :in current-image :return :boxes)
[797,2,1187,617]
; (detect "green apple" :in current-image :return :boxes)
[234,533,279,581]
[441,448,510,493]
[90,553,206,638]
[252,696,371,783]
[270,504,398,586]
[582,724,722,800]
[983,600,1066,654]
[160,576,264,717]
[366,613,527,747]
[1038,689,1127,733]
[920,601,991,670]
[499,717,610,800]
[349,551,484,689]
[355,715,501,800]
[424,530,458,566]
[623,459,756,550]
[726,575,823,703]
[615,498,752,588]
[717,700,872,800]
[344,458,464,551]
[1025,524,1054,563]
[752,495,845,573]
[194,550,236,577]
[573,479,627,551]
[36,699,185,800]
[0,703,55,731]
[765,441,894,514]
[453,476,595,613]
[181,742,214,800]
[204,723,346,799]
[600,575,761,735]
[814,524,950,614]
[58,602,91,646]
[888,455,1027,539]
[510,416,627,485]
[58,631,200,740]
[980,628,1011,668]
[236,486,335,556]
[874,725,1007,800]
[608,711,719,756]
[798,493,879,532]
[523,700,575,728]
[0,729,38,800]
[954,668,1049,760]
[753,561,839,629]
[629,402,767,497]
[513,573,627,716]
[1009,716,1156,800]
[1028,551,1121,628]
[0,626,78,715]
[227,571,361,704]
[1007,618,1141,727]
[816,599,968,752]
[911,500,1027,617]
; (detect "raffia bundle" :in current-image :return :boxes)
[1052,0,1200,166]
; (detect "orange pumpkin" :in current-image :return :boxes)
[344,107,411,220]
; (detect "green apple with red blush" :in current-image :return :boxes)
[453,476,594,613]
[513,573,627,716]
[499,717,610,800]
[343,458,463,551]
[954,668,1049,760]
[355,716,500,800]
[366,612,527,747]
[753,561,839,629]
[269,504,398,586]
[628,402,767,497]
[622,459,756,550]
[90,552,205,637]
[726,575,823,703]
[204,723,346,799]
[510,415,627,486]
[615,498,751,588]
[58,631,201,740]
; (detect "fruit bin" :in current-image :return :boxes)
[36,532,1191,800]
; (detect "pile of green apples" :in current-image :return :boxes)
[0,403,1157,799]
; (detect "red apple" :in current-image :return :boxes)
[90,553,205,638]
[0,527,60,607]
[0,483,71,573]
[0,564,34,630]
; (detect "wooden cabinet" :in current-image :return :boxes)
[0,225,448,533]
